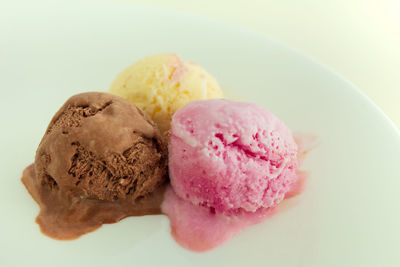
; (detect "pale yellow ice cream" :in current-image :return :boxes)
[109,54,223,133]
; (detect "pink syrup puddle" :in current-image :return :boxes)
[161,186,276,252]
[285,170,307,199]
[287,132,318,198]
[294,133,319,161]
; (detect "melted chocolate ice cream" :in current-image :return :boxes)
[21,92,168,239]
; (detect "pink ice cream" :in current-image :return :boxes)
[162,99,302,251]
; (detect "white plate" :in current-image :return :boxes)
[1,2,399,267]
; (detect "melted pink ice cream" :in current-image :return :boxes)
[162,174,305,251]
[163,99,303,251]
[162,186,274,251]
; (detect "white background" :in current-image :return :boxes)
[1,2,400,266]
[118,0,400,129]
[4,0,399,128]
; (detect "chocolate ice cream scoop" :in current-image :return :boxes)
[21,92,168,239]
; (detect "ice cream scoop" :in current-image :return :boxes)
[21,92,168,239]
[162,99,300,251]
[109,54,223,134]
[169,99,298,213]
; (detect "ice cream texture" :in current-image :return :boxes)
[109,54,223,134]
[21,92,168,239]
[18,48,311,252]
[163,99,301,251]
[169,99,298,213]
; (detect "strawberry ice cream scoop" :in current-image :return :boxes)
[169,99,299,214]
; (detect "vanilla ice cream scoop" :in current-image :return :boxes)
[109,54,223,133]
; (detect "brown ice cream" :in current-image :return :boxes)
[21,92,168,239]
